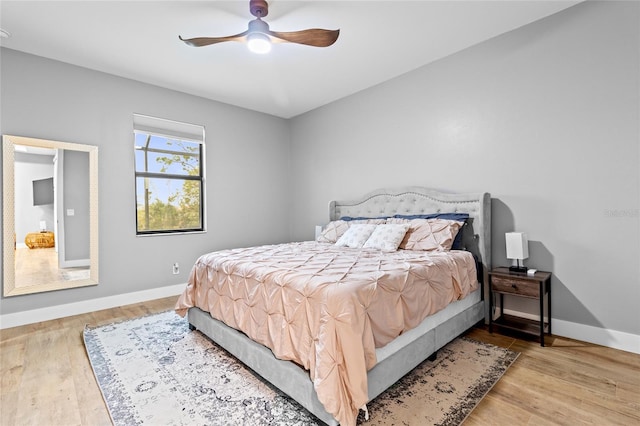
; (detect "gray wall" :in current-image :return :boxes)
[1,47,291,314]
[289,1,639,336]
[1,2,638,340]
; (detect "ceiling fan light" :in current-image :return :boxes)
[247,32,271,54]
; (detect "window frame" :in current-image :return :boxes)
[133,114,206,236]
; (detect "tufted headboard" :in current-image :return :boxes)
[329,187,492,277]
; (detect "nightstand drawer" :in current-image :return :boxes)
[491,276,538,297]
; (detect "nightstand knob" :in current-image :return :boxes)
[511,284,517,289]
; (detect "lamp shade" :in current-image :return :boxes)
[505,232,529,260]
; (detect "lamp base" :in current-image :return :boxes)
[509,265,528,274]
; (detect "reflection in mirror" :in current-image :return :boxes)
[3,135,98,296]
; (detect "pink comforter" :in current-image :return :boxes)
[175,241,478,426]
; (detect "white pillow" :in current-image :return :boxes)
[335,224,378,248]
[363,224,410,252]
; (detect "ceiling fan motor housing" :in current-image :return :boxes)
[250,0,269,18]
[248,18,270,33]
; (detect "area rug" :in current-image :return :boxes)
[84,311,518,426]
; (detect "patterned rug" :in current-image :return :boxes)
[84,311,518,426]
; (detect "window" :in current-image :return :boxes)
[133,114,205,235]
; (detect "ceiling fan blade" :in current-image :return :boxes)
[179,30,249,47]
[268,28,339,47]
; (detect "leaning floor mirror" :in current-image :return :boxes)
[3,135,99,296]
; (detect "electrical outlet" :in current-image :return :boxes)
[172,263,179,275]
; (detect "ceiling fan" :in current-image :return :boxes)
[179,0,340,54]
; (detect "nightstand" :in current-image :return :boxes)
[488,267,552,346]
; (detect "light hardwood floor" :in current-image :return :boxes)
[1,296,638,425]
[14,247,90,288]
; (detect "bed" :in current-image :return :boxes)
[176,187,491,425]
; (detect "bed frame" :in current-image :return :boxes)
[188,187,491,425]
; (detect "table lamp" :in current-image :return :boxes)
[506,232,528,273]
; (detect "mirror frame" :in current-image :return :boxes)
[3,135,99,296]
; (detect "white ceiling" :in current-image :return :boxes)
[0,1,580,119]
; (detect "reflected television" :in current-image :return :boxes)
[33,177,54,206]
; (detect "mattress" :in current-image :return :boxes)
[175,241,479,426]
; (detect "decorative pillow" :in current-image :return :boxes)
[362,224,410,252]
[317,219,386,243]
[393,213,469,249]
[393,213,469,221]
[335,224,378,248]
[387,218,464,251]
[340,216,389,221]
[316,220,349,243]
[451,221,467,250]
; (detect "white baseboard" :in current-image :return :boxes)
[503,308,640,355]
[0,283,186,330]
[552,318,640,355]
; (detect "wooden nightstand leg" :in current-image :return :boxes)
[488,279,494,333]
[548,278,552,335]
[539,282,545,346]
